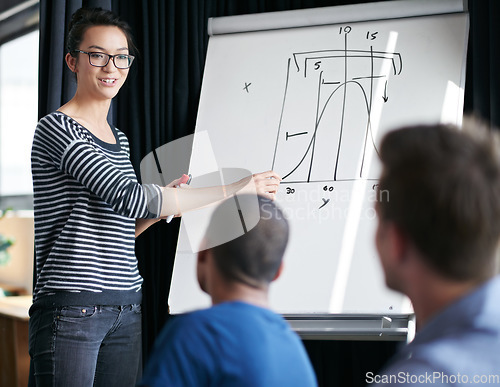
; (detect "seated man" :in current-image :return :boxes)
[371,117,500,386]
[140,195,317,387]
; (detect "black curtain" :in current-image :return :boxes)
[37,1,500,386]
[464,0,500,127]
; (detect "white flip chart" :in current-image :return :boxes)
[169,2,469,315]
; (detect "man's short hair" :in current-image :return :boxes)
[377,117,500,281]
[206,195,289,288]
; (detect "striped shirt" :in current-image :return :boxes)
[30,111,162,311]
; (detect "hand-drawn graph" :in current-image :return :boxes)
[271,28,402,183]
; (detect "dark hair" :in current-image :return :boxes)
[377,117,500,281]
[66,7,137,57]
[206,195,289,288]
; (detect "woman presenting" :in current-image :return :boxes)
[29,7,280,386]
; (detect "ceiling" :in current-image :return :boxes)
[0,0,39,46]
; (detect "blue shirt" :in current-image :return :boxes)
[370,276,500,386]
[139,301,317,387]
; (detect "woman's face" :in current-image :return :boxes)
[69,25,130,101]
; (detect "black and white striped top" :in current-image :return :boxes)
[30,112,162,312]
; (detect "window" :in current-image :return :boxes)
[0,30,38,206]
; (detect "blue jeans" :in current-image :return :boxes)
[29,304,142,387]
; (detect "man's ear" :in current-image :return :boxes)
[65,52,77,73]
[196,248,210,294]
[388,222,410,264]
[272,261,284,282]
[197,248,208,264]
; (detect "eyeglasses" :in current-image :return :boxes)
[73,50,135,69]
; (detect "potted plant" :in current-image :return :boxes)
[0,208,15,266]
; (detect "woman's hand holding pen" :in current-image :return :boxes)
[250,170,281,201]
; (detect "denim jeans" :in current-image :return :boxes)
[29,304,142,387]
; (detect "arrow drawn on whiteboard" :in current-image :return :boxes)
[319,198,330,209]
[383,80,389,103]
